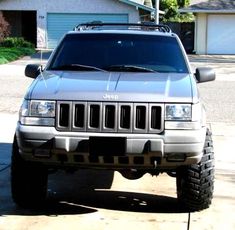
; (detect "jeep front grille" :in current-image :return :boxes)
[56,101,163,133]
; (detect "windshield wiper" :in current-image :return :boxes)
[50,64,107,72]
[105,65,156,72]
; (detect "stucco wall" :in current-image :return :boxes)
[195,13,207,55]
[0,0,139,48]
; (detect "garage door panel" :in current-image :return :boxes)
[47,13,128,49]
[208,15,235,54]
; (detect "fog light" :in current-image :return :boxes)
[166,153,186,162]
[34,149,51,158]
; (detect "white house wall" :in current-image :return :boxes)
[195,13,207,54]
[0,0,139,48]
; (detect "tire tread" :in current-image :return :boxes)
[176,128,215,211]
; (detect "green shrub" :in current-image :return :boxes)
[0,47,35,64]
[0,37,34,48]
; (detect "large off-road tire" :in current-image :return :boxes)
[176,129,215,211]
[11,136,48,208]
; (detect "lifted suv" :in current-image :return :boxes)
[12,23,215,211]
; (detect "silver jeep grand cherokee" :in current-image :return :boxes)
[12,23,215,211]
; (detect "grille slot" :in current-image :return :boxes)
[103,156,114,164]
[151,106,162,130]
[134,156,144,164]
[120,105,131,129]
[136,106,146,129]
[57,102,71,130]
[89,104,100,128]
[57,102,163,133]
[118,156,129,164]
[74,155,84,163]
[105,105,115,129]
[74,104,85,128]
[59,104,69,127]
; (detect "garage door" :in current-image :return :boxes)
[47,13,128,49]
[207,15,235,54]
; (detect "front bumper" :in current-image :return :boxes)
[16,122,206,169]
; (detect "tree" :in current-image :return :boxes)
[0,11,10,42]
[160,0,178,21]
[177,0,190,7]
[152,0,194,22]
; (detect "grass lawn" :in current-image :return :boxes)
[0,47,35,64]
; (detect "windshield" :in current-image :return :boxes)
[48,33,189,73]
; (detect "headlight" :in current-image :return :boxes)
[19,100,55,126]
[30,100,55,117]
[165,104,191,121]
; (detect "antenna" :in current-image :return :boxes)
[40,49,43,66]
[38,49,47,88]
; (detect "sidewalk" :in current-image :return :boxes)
[189,55,235,81]
[188,54,235,63]
[0,113,17,171]
[7,51,51,66]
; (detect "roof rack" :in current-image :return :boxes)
[74,22,171,33]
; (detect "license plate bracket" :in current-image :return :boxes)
[89,137,126,156]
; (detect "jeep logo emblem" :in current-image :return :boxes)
[103,94,119,100]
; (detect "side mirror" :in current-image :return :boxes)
[195,67,216,83]
[25,64,42,79]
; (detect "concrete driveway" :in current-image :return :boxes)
[0,53,235,230]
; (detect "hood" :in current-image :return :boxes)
[26,71,198,103]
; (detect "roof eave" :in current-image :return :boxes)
[118,0,156,13]
[179,9,235,14]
